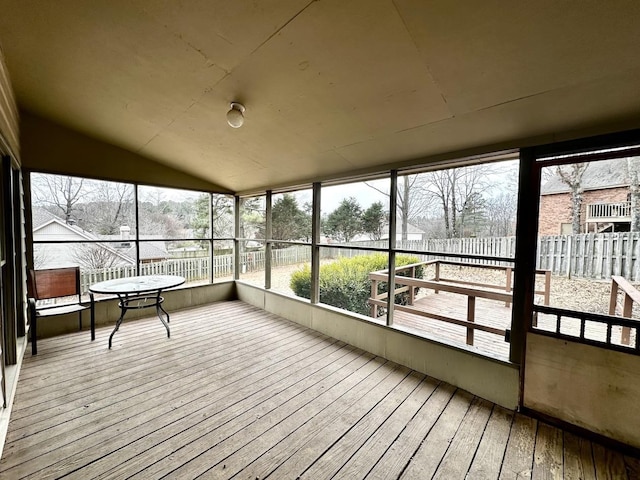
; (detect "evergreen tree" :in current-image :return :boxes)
[324,197,364,242]
[272,194,309,243]
[362,202,387,240]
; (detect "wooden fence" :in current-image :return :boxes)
[537,232,640,281]
[357,233,640,281]
[79,232,640,291]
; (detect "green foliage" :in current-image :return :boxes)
[290,253,423,317]
[362,201,388,240]
[240,196,265,239]
[272,194,311,243]
[323,197,364,242]
[192,194,210,238]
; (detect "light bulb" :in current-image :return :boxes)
[226,102,245,128]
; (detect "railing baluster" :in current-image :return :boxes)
[467,296,475,345]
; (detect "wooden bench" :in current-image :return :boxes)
[27,267,95,355]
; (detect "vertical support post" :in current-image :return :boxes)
[505,266,512,307]
[386,170,398,326]
[311,183,321,304]
[209,193,214,284]
[134,184,140,277]
[1,156,16,366]
[511,147,541,365]
[434,262,440,294]
[265,191,272,290]
[234,196,241,281]
[467,296,476,345]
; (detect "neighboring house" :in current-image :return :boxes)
[391,222,426,242]
[32,209,167,269]
[351,222,426,243]
[100,226,169,264]
[539,158,632,235]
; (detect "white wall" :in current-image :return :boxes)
[524,333,640,449]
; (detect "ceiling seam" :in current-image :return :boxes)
[391,0,451,114]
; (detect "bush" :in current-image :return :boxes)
[290,253,423,317]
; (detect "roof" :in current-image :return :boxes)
[3,2,640,193]
[31,208,58,230]
[540,158,632,195]
[34,208,168,261]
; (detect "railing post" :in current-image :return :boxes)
[434,261,440,294]
[608,278,619,315]
[409,266,416,305]
[467,296,475,345]
[505,267,512,307]
[544,270,551,305]
[622,292,632,345]
[370,278,378,318]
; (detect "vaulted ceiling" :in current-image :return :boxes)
[1,1,640,193]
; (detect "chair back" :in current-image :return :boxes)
[29,267,82,301]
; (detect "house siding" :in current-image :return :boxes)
[0,45,19,159]
[538,186,629,235]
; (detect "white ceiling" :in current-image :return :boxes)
[1,0,640,193]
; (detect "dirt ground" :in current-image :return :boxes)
[424,264,639,318]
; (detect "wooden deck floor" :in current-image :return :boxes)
[1,300,638,479]
[393,291,513,360]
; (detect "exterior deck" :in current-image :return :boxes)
[393,291,513,360]
[392,291,637,361]
[1,300,638,479]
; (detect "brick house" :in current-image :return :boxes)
[539,158,632,235]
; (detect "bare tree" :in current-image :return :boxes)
[485,192,517,236]
[212,194,234,237]
[423,164,493,238]
[32,245,51,269]
[556,163,589,234]
[79,182,134,235]
[72,244,122,269]
[366,175,433,243]
[31,174,87,224]
[627,157,640,231]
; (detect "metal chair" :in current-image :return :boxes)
[27,267,95,355]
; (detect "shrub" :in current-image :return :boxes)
[290,253,423,317]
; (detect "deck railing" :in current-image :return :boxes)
[586,201,631,220]
[609,275,640,345]
[528,275,640,354]
[368,260,551,347]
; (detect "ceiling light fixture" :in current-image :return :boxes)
[226,102,245,128]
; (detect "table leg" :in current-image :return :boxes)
[156,290,170,338]
[109,294,128,349]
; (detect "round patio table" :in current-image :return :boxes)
[89,275,185,349]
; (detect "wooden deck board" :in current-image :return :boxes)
[432,396,494,479]
[67,342,366,480]
[4,328,330,475]
[563,431,596,480]
[533,422,564,479]
[400,389,474,479]
[0,300,635,480]
[467,406,514,479]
